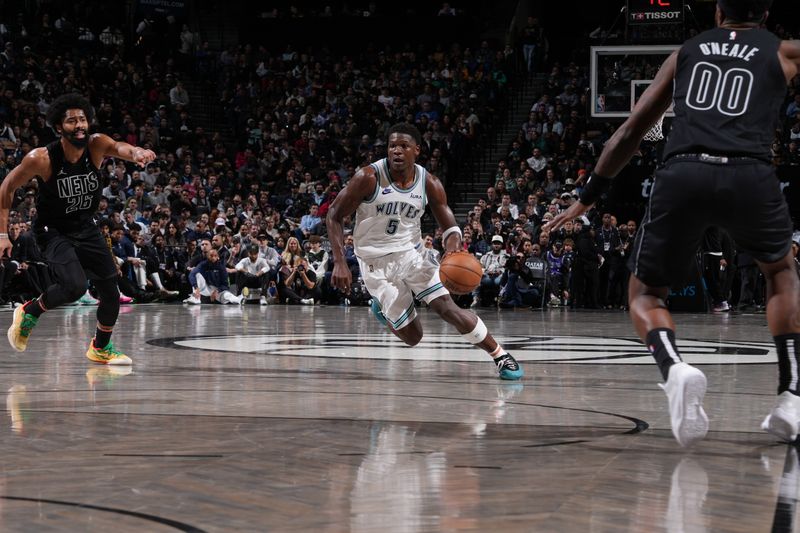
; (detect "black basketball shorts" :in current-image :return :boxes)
[35,222,118,281]
[628,156,793,288]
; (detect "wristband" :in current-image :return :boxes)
[441,226,462,245]
[0,233,7,239]
[578,173,613,206]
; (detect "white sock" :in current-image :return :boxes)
[490,345,506,359]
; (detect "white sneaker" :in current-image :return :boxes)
[183,295,201,305]
[300,298,314,305]
[659,362,709,447]
[260,297,268,306]
[761,391,800,442]
[712,301,730,313]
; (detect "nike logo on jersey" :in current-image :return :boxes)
[382,188,392,195]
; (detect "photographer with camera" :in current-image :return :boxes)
[279,256,319,305]
[499,240,548,309]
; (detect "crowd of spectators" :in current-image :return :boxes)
[0,4,796,313]
[0,3,518,309]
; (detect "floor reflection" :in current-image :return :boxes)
[773,446,800,533]
[350,423,446,532]
[5,385,25,435]
[666,457,709,533]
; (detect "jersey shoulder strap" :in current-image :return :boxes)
[371,158,390,188]
[45,140,63,176]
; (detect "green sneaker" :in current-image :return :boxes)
[7,305,38,352]
[86,338,132,365]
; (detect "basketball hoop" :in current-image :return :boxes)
[642,113,665,142]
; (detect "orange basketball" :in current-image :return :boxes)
[439,251,482,295]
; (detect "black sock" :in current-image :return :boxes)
[95,327,113,349]
[646,328,682,381]
[775,334,800,395]
[23,298,46,318]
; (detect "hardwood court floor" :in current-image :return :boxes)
[0,302,795,532]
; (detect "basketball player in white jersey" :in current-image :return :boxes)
[327,123,523,380]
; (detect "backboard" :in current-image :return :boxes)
[590,45,679,118]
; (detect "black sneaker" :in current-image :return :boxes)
[494,353,524,380]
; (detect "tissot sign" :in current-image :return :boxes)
[628,0,684,24]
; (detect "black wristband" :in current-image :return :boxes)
[579,173,613,206]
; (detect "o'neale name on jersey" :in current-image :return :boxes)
[375,201,421,219]
[698,42,759,62]
[56,173,99,198]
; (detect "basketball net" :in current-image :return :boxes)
[642,113,665,142]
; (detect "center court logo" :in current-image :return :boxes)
[154,334,777,365]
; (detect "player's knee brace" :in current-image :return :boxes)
[462,317,488,345]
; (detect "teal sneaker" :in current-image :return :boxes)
[494,353,524,380]
[370,299,388,327]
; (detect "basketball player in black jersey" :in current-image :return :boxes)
[546,0,800,446]
[0,94,156,364]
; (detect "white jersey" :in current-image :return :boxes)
[353,158,427,259]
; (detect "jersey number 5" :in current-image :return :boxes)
[685,62,753,117]
[385,219,399,235]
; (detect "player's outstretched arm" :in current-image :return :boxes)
[325,166,376,293]
[0,148,50,249]
[89,133,156,168]
[425,172,461,254]
[779,40,800,81]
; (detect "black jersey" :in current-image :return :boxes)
[664,27,786,162]
[37,140,102,230]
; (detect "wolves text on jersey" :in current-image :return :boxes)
[375,200,421,219]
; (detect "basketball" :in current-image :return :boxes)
[439,251,482,295]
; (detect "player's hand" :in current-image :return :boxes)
[331,260,353,293]
[543,201,592,232]
[132,148,156,168]
[441,235,462,258]
[0,236,11,259]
